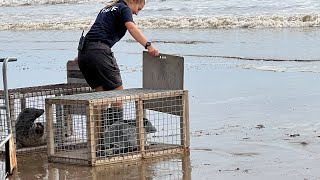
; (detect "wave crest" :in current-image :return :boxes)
[0,14,319,30]
[0,21,92,30]
[137,15,320,29]
[0,0,100,7]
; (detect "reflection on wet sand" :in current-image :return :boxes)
[5,153,191,180]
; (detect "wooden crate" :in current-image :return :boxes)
[45,88,190,166]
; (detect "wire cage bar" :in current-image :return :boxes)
[0,83,92,154]
[0,57,18,178]
[0,111,16,178]
[0,106,10,151]
[45,88,190,166]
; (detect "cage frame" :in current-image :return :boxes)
[45,88,190,166]
[0,83,92,153]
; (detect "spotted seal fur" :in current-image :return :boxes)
[97,118,157,156]
[15,108,45,149]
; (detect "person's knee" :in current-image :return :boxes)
[114,85,124,90]
[94,86,105,91]
[95,85,123,91]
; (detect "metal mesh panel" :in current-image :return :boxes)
[0,83,92,155]
[0,155,6,179]
[0,102,9,178]
[50,103,88,162]
[0,102,9,142]
[46,88,190,166]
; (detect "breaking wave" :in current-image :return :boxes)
[1,0,79,6]
[136,15,320,29]
[0,0,108,6]
[0,14,319,30]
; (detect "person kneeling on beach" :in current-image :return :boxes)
[76,0,159,127]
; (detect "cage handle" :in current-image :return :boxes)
[1,57,17,134]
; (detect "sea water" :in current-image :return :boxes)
[0,0,319,30]
[0,0,319,87]
[1,1,320,179]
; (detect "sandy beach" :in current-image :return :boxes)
[1,27,320,179]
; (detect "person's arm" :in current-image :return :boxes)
[125,21,159,57]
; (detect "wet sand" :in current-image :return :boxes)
[1,29,320,179]
[7,153,191,180]
[3,64,320,180]
[186,64,320,180]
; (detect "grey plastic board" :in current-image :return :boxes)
[143,51,184,90]
[143,51,184,116]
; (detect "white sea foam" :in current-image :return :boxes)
[0,0,112,6]
[240,64,320,73]
[1,0,319,30]
[0,21,93,31]
[0,0,83,6]
[136,15,320,29]
[0,14,319,30]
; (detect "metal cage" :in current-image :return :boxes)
[0,83,92,154]
[0,57,18,178]
[45,88,190,166]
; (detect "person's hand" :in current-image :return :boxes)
[147,45,159,57]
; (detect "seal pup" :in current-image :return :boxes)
[15,108,45,149]
[97,118,157,156]
[123,118,157,134]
